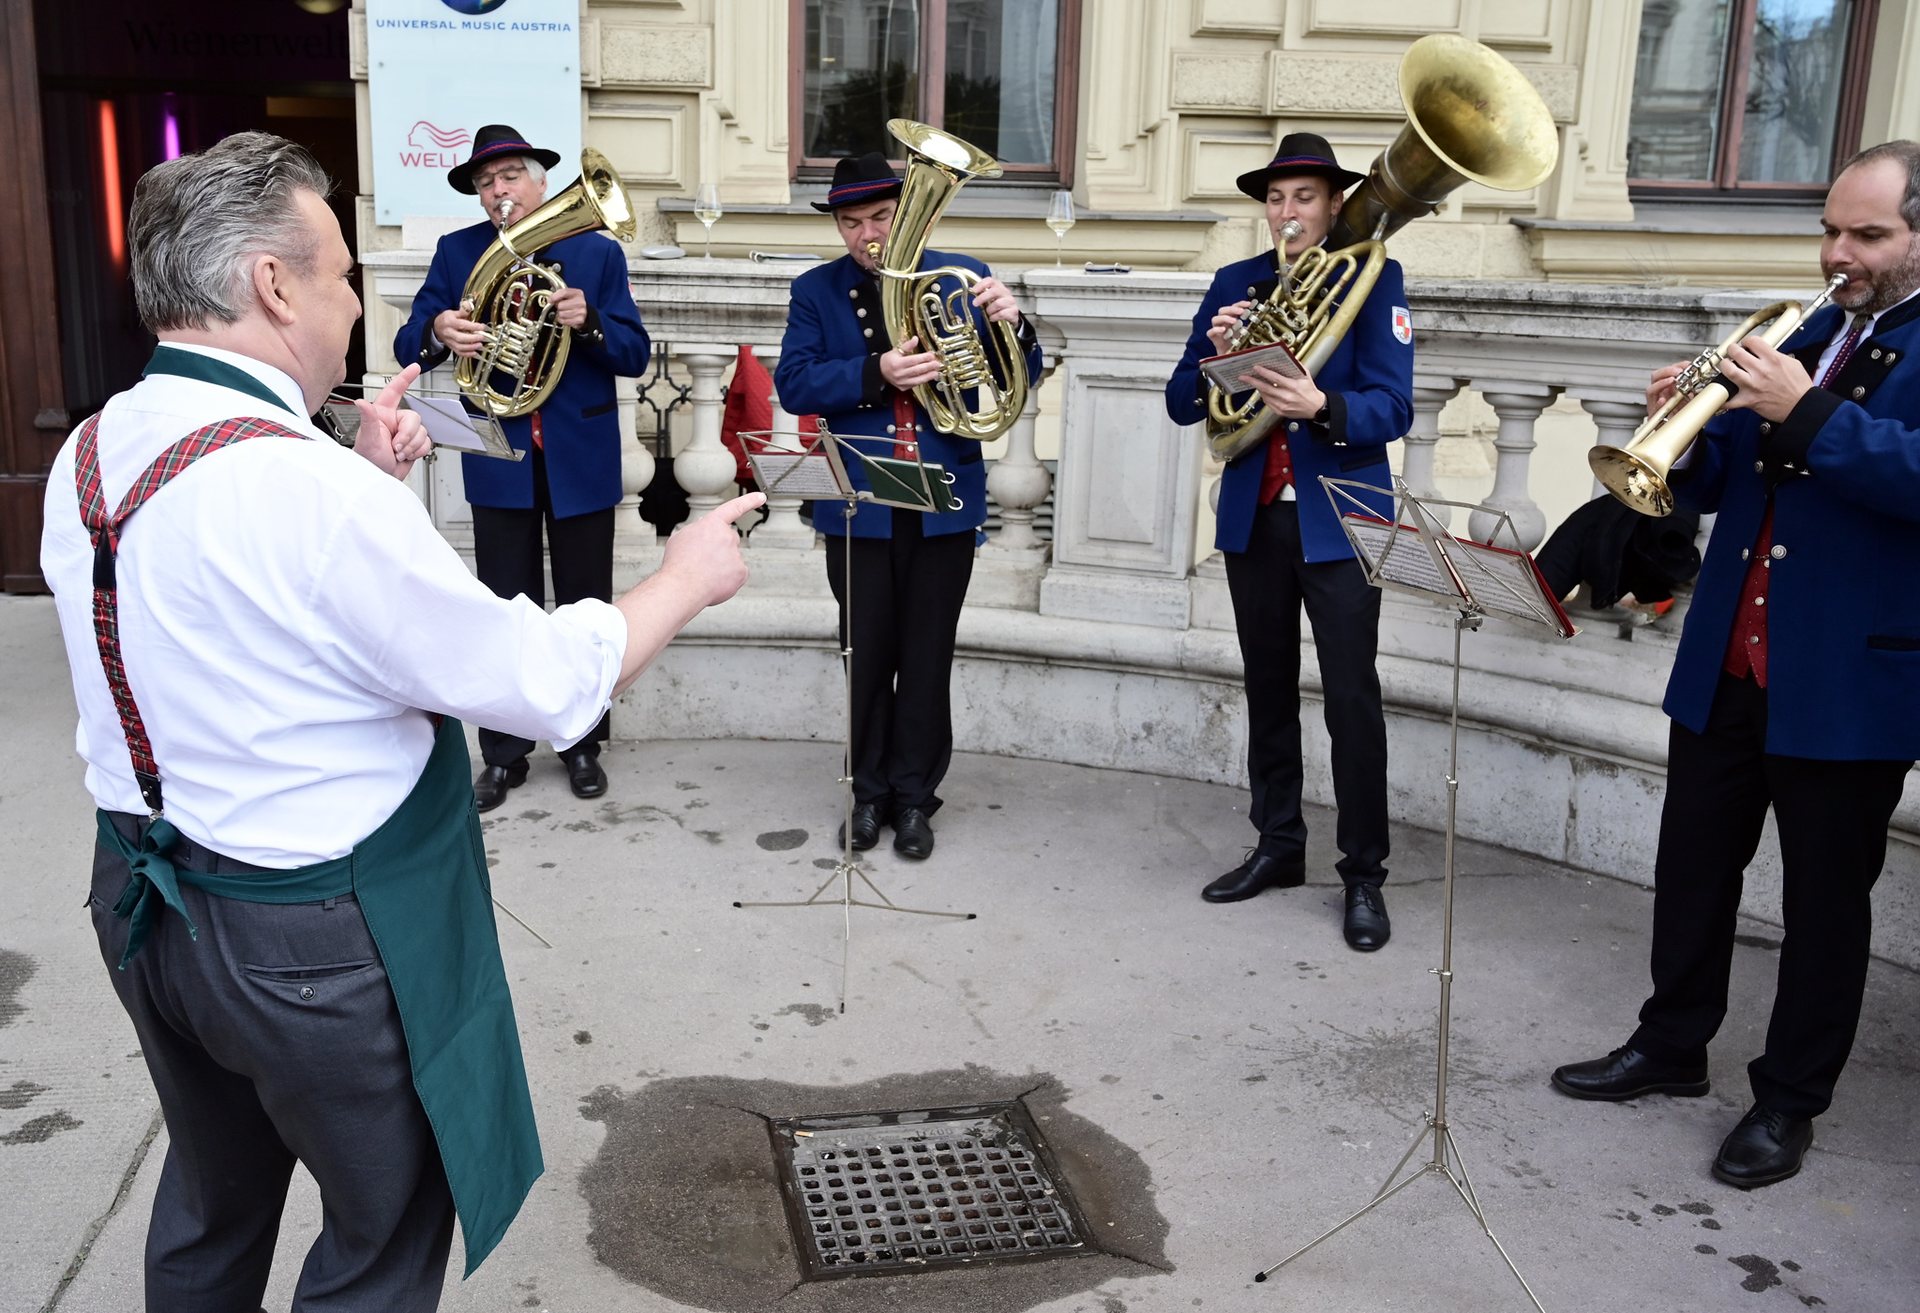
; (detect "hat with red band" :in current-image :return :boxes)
[449,124,564,195]
[811,151,904,213]
[1234,132,1366,201]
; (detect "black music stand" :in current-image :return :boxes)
[731,423,975,1014]
[1252,476,1575,1311]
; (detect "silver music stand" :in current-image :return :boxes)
[730,422,975,1014]
[318,372,522,462]
[1253,476,1575,1311]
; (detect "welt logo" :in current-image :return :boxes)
[399,120,472,170]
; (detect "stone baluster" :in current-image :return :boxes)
[752,350,821,552]
[1467,381,1561,551]
[1579,394,1649,501]
[671,345,741,522]
[611,373,657,565]
[1404,375,1462,502]
[980,368,1053,562]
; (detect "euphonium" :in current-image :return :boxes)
[1589,274,1848,518]
[867,118,1028,442]
[454,149,637,420]
[1207,34,1560,462]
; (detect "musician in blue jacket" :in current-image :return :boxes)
[1553,141,1920,1190]
[395,124,650,811]
[775,152,1043,860]
[1166,133,1413,951]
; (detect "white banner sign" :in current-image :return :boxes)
[366,0,582,225]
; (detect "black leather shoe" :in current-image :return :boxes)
[1342,883,1391,951]
[1550,1045,1710,1101]
[892,807,934,860]
[561,748,607,799]
[1712,1104,1813,1189]
[473,761,528,813]
[1201,851,1305,903]
[837,802,882,852]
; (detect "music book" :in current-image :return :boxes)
[1200,339,1305,393]
[1337,512,1577,640]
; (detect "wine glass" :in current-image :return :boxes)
[1045,190,1075,267]
[694,182,722,259]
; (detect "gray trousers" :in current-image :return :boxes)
[90,818,455,1313]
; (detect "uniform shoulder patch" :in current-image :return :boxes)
[1391,306,1413,345]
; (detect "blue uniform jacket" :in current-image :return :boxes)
[775,250,1044,539]
[1167,251,1413,563]
[1665,296,1920,761]
[394,220,650,519]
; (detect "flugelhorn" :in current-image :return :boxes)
[1589,273,1848,518]
[1207,34,1559,461]
[455,149,637,419]
[868,119,1028,442]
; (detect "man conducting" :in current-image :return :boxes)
[774,151,1043,860]
[396,123,651,811]
[41,132,761,1310]
[1166,133,1412,951]
[1553,141,1920,1190]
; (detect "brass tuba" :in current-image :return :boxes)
[1207,34,1560,461]
[867,118,1029,442]
[454,149,637,419]
[1589,274,1848,517]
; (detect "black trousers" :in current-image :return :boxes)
[823,512,974,817]
[90,818,454,1313]
[1630,673,1909,1119]
[1224,498,1390,885]
[470,444,614,767]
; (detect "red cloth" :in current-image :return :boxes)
[1719,314,1868,685]
[719,345,772,484]
[1257,425,1294,505]
[890,389,919,461]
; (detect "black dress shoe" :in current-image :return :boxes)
[473,761,528,813]
[1550,1045,1710,1101]
[1201,851,1305,903]
[561,748,607,799]
[892,807,934,860]
[837,802,882,852]
[1712,1104,1813,1189]
[1342,883,1391,951]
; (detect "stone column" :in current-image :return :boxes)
[752,351,821,552]
[1579,394,1647,500]
[1468,381,1561,551]
[672,345,740,522]
[1404,375,1462,504]
[980,371,1053,563]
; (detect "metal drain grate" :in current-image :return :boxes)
[769,1102,1091,1280]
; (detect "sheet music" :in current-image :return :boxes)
[755,450,846,498]
[1200,340,1305,393]
[1342,517,1464,598]
[407,394,496,454]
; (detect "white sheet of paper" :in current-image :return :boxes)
[407,394,495,454]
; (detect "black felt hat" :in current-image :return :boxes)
[448,124,564,195]
[811,151,904,213]
[1234,132,1366,201]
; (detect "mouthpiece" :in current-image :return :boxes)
[1280,219,1304,243]
[864,240,883,260]
[496,198,516,224]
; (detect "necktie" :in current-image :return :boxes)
[1819,313,1870,388]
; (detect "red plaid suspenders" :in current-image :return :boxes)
[73,414,303,814]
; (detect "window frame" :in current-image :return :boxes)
[787,0,1081,186]
[1628,0,1880,198]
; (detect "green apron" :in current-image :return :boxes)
[99,712,543,1274]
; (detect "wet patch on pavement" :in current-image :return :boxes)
[576,1066,1168,1313]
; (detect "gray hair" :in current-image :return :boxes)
[1837,139,1920,230]
[128,131,334,333]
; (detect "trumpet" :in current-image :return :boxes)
[1589,273,1848,518]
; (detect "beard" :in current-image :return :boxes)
[1832,234,1920,313]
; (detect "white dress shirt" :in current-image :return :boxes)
[1811,286,1920,381]
[41,344,627,866]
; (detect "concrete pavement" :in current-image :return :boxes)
[3,593,1916,1313]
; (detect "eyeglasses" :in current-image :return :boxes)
[472,166,527,190]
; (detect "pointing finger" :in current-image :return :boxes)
[374,363,423,411]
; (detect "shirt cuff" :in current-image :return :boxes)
[543,597,629,748]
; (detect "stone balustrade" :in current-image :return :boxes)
[356,249,1919,966]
